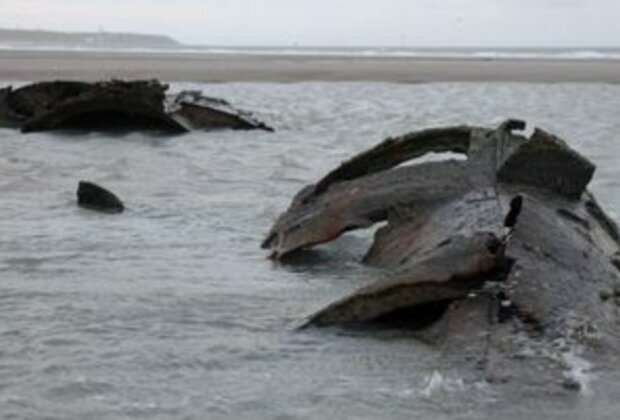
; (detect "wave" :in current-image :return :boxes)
[1,43,620,60]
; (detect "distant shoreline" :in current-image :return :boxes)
[0,28,180,50]
[2,49,620,83]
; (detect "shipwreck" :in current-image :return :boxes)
[264,119,620,391]
[0,79,273,133]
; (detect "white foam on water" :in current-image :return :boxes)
[2,44,620,60]
[562,347,595,396]
[420,371,466,397]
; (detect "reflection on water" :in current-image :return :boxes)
[2,82,620,419]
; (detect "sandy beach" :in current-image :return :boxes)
[1,49,620,83]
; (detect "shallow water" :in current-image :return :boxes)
[2,82,620,419]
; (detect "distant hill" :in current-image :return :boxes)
[0,28,182,49]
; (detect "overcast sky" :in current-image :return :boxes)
[1,0,619,47]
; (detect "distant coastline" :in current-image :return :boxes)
[2,29,620,83]
[0,28,180,50]
[1,29,620,61]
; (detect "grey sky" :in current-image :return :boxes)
[1,0,619,46]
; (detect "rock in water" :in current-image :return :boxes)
[0,79,273,133]
[264,119,620,392]
[77,181,124,213]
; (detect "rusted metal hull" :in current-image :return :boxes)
[264,120,620,391]
[0,79,273,133]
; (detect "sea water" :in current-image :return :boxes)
[2,82,620,419]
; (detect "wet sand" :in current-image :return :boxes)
[1,49,620,83]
